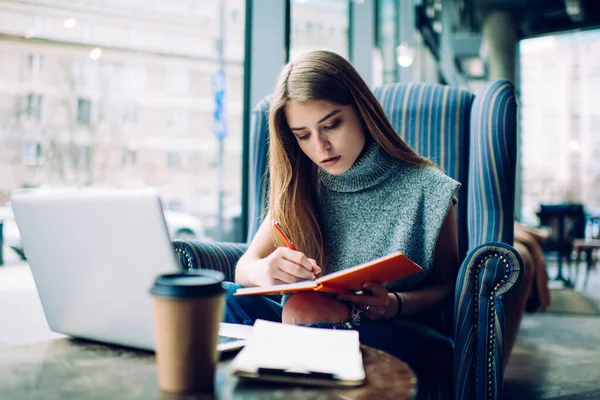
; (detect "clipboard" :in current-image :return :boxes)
[233,367,365,387]
[230,320,366,387]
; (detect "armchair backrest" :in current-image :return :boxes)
[246,80,518,262]
[373,83,473,260]
[374,81,518,260]
[467,80,517,250]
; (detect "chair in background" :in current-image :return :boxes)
[536,203,586,287]
[173,80,524,399]
[573,214,600,290]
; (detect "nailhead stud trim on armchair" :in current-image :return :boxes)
[173,241,246,281]
[172,80,524,400]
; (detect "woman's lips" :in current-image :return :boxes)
[321,156,341,166]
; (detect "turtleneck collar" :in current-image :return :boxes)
[318,140,401,193]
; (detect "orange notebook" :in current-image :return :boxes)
[234,251,423,296]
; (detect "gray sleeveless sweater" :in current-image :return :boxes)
[318,140,460,292]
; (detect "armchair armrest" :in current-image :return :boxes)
[454,242,524,400]
[172,240,248,282]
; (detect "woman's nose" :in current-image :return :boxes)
[315,134,330,152]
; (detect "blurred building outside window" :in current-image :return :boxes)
[289,0,349,61]
[81,22,95,43]
[122,66,146,92]
[167,151,183,170]
[167,109,188,132]
[122,149,137,167]
[127,28,141,48]
[122,104,139,129]
[76,98,92,125]
[25,93,43,122]
[73,58,98,87]
[0,0,246,243]
[76,145,91,170]
[26,53,43,79]
[165,67,189,93]
[22,142,42,166]
[27,14,43,38]
[520,29,600,225]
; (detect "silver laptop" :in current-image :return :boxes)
[11,189,187,351]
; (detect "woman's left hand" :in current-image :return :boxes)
[337,282,394,320]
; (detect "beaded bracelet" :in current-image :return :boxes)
[392,292,404,317]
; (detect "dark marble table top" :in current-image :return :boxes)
[0,339,417,400]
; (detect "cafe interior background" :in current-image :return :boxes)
[1,0,600,398]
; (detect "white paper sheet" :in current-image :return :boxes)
[230,319,365,383]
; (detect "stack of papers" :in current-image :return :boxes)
[230,320,366,387]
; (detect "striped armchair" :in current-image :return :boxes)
[173,80,524,399]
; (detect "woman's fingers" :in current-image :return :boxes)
[344,301,386,319]
[362,281,387,297]
[276,258,316,281]
[308,258,322,274]
[272,268,304,284]
[277,248,317,274]
[338,286,387,305]
[337,282,389,319]
[337,292,371,305]
[266,248,318,282]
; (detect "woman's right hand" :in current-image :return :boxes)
[254,247,321,286]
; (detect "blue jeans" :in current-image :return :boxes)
[223,281,283,325]
[222,281,452,379]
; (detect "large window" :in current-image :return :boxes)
[377,0,399,83]
[0,0,246,242]
[520,30,600,224]
[289,0,349,61]
[375,0,439,86]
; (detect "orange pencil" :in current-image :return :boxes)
[272,220,297,251]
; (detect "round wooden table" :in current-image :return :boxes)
[0,339,417,399]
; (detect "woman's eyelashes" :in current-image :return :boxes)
[296,119,342,141]
[323,119,341,131]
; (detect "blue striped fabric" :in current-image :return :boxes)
[172,240,247,282]
[454,80,520,400]
[373,81,521,400]
[468,80,517,248]
[454,242,523,400]
[373,83,473,261]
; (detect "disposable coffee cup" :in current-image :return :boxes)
[150,271,225,394]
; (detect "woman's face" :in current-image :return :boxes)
[284,100,367,175]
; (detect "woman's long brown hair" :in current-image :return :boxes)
[268,50,434,274]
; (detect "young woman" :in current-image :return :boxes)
[224,50,460,383]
